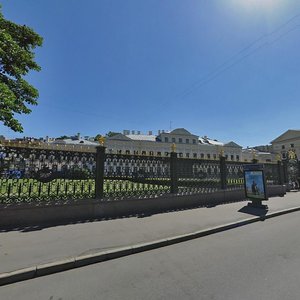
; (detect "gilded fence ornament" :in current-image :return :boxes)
[251,149,257,160]
[98,136,105,146]
[219,147,224,157]
[288,149,296,160]
[171,143,176,153]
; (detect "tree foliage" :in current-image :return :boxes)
[94,132,119,141]
[106,131,119,137]
[56,135,71,140]
[0,5,43,132]
[94,134,103,141]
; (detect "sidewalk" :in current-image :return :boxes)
[1,192,299,275]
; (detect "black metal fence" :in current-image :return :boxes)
[0,143,288,204]
[103,152,171,198]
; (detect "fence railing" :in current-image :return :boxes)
[0,144,287,204]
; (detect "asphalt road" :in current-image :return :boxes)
[1,211,300,300]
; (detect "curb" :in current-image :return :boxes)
[1,206,300,287]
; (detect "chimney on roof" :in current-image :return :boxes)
[148,131,152,135]
[137,131,141,135]
[131,130,135,135]
[158,130,161,135]
[162,130,165,133]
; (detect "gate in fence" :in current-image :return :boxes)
[284,149,300,189]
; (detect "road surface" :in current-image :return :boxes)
[1,211,300,300]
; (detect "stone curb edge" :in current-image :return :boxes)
[1,206,300,287]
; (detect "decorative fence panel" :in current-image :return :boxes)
[264,163,280,185]
[104,153,171,199]
[226,162,245,190]
[0,145,96,203]
[176,158,221,194]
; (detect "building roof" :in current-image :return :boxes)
[242,148,272,155]
[170,128,192,135]
[53,138,98,146]
[206,139,224,146]
[271,129,300,144]
[126,134,157,141]
[106,133,132,141]
[224,141,242,148]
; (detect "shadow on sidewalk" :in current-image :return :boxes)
[238,205,268,218]
[0,200,247,233]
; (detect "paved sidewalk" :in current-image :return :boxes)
[0,192,299,274]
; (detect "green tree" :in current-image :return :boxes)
[94,134,103,141]
[106,131,119,137]
[56,135,71,140]
[94,132,119,141]
[0,5,43,132]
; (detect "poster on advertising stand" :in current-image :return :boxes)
[243,164,268,208]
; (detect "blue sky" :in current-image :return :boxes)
[1,0,300,147]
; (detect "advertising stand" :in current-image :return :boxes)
[243,164,268,209]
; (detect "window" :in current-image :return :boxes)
[201,153,204,158]
[186,139,189,144]
[282,145,285,149]
[207,154,211,159]
[157,152,161,156]
[165,152,169,156]
[266,159,271,162]
[125,150,130,155]
[172,138,176,143]
[118,150,122,154]
[193,153,197,158]
[186,153,190,158]
[291,144,294,148]
[134,150,139,155]
[231,155,234,161]
[213,154,217,159]
[165,137,169,143]
[179,138,182,143]
[236,155,240,161]
[193,139,196,144]
[179,152,183,157]
[149,151,154,156]
[142,151,146,155]
[225,154,228,160]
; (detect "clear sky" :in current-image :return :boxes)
[1,0,300,147]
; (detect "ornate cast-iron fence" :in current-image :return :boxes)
[0,143,285,203]
[0,144,96,203]
[176,157,221,194]
[104,153,171,199]
[282,154,300,189]
[226,161,245,190]
[264,163,281,185]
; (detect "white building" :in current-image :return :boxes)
[271,129,300,160]
[104,128,243,161]
[49,128,276,163]
[241,148,276,163]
